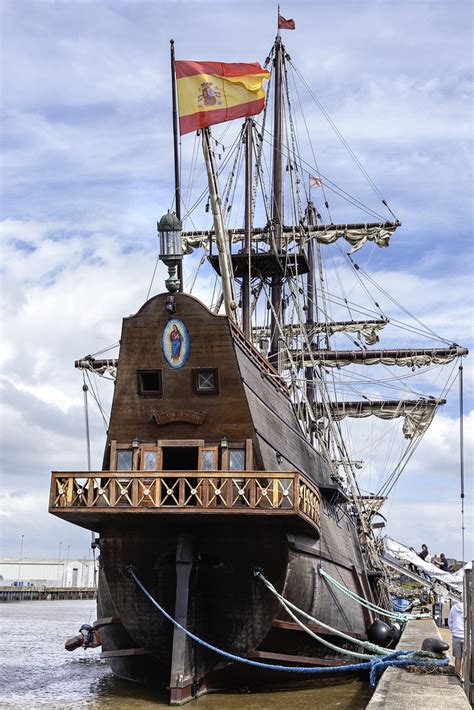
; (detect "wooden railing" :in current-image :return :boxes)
[49,471,320,532]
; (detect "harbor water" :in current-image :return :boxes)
[0,600,373,708]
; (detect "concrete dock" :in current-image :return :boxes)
[367,618,469,709]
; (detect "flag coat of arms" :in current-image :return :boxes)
[175,60,270,135]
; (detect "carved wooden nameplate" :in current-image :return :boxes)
[153,410,206,427]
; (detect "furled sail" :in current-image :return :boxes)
[310,319,388,345]
[313,398,446,438]
[294,345,468,368]
[182,220,400,255]
[253,319,388,346]
[75,358,118,378]
[306,222,399,254]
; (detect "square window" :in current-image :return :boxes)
[138,370,162,395]
[117,450,133,471]
[193,368,219,394]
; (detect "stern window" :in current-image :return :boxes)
[229,449,245,471]
[117,450,133,470]
[139,446,161,471]
[200,448,218,471]
[193,368,219,394]
[143,450,158,470]
[138,369,162,395]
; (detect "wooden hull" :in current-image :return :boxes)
[94,510,374,703]
[51,293,380,704]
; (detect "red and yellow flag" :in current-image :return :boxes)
[175,60,270,135]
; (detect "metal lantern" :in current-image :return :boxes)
[157,211,183,293]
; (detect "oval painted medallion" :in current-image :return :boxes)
[162,318,190,369]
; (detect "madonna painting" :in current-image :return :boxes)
[162,319,190,368]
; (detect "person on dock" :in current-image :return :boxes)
[415,543,430,578]
[448,598,464,679]
[435,552,449,571]
[418,544,429,561]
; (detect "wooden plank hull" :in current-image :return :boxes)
[94,511,373,701]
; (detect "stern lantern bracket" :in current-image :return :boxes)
[158,211,183,294]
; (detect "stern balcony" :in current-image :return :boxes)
[49,471,320,537]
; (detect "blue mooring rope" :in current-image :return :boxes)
[125,566,448,688]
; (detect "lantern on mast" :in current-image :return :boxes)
[157,211,183,293]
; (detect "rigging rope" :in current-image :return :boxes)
[82,374,96,589]
[287,63,333,223]
[252,120,388,222]
[180,127,244,222]
[305,280,453,345]
[288,60,398,221]
[84,371,109,430]
[146,254,160,301]
[91,342,119,357]
[352,263,450,344]
[82,374,92,472]
[375,363,459,499]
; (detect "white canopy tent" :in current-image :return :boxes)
[384,537,464,591]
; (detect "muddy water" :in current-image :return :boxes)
[0,600,372,708]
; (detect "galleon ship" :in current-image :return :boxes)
[51,17,467,705]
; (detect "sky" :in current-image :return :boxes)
[1,0,473,565]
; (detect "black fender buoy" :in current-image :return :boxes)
[368,619,393,647]
[388,624,402,648]
[421,637,449,653]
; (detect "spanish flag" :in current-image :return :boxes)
[175,60,270,135]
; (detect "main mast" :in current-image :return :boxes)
[242,118,253,337]
[270,35,283,365]
[170,40,183,292]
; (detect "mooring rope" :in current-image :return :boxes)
[125,566,448,687]
[319,568,431,622]
[255,571,390,656]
